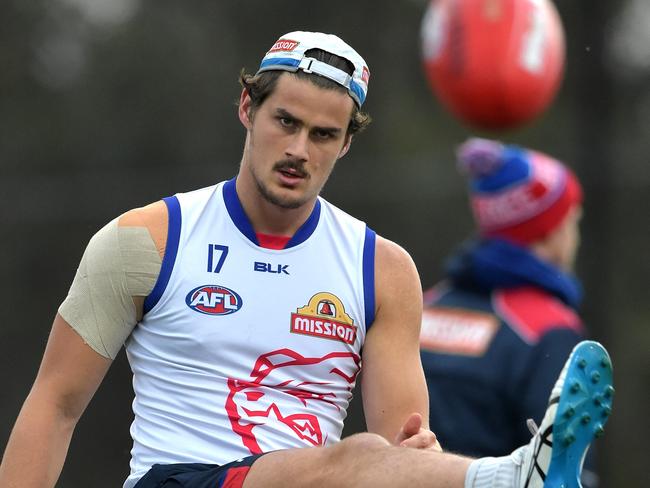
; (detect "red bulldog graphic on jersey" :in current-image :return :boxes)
[226,348,361,454]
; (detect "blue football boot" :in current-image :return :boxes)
[519,341,614,488]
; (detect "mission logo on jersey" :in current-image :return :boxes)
[290,292,357,345]
[185,284,243,315]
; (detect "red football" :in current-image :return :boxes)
[421,0,566,130]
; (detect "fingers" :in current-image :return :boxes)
[401,412,423,439]
[399,429,442,451]
[394,412,442,452]
[393,412,443,451]
[393,412,422,445]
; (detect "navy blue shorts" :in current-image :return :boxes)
[133,454,266,488]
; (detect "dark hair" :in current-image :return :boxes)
[239,48,371,135]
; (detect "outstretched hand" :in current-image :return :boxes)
[393,413,443,451]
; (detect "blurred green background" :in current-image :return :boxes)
[1,0,647,486]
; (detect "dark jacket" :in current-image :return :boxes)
[420,239,585,457]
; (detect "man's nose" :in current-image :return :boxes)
[285,130,310,162]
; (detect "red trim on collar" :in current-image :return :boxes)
[256,233,291,250]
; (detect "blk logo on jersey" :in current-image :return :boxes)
[254,262,290,275]
[185,285,243,315]
[290,292,357,345]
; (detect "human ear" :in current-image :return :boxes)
[338,134,353,158]
[238,88,253,129]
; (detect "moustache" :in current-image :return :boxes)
[273,160,309,179]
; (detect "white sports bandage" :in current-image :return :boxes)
[58,218,162,359]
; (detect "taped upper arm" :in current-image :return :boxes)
[58,201,167,359]
[119,200,168,259]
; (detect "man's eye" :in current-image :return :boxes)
[313,130,332,140]
[279,117,294,127]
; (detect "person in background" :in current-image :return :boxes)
[420,137,600,486]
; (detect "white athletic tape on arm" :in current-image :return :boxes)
[58,218,162,359]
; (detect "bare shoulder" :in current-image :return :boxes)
[375,235,421,288]
[374,235,422,321]
[375,235,417,269]
[118,200,168,258]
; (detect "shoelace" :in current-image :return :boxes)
[525,417,601,487]
[526,418,539,436]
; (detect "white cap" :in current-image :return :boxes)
[256,31,370,107]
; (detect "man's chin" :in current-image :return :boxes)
[254,175,315,210]
[263,188,309,210]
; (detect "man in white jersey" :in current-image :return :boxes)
[0,31,613,488]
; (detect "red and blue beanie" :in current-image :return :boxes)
[456,138,583,245]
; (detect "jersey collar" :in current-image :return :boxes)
[222,177,321,249]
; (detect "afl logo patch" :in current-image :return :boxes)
[185,285,243,316]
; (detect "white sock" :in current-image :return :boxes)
[464,446,526,488]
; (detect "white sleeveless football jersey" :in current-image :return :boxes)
[123,178,376,487]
